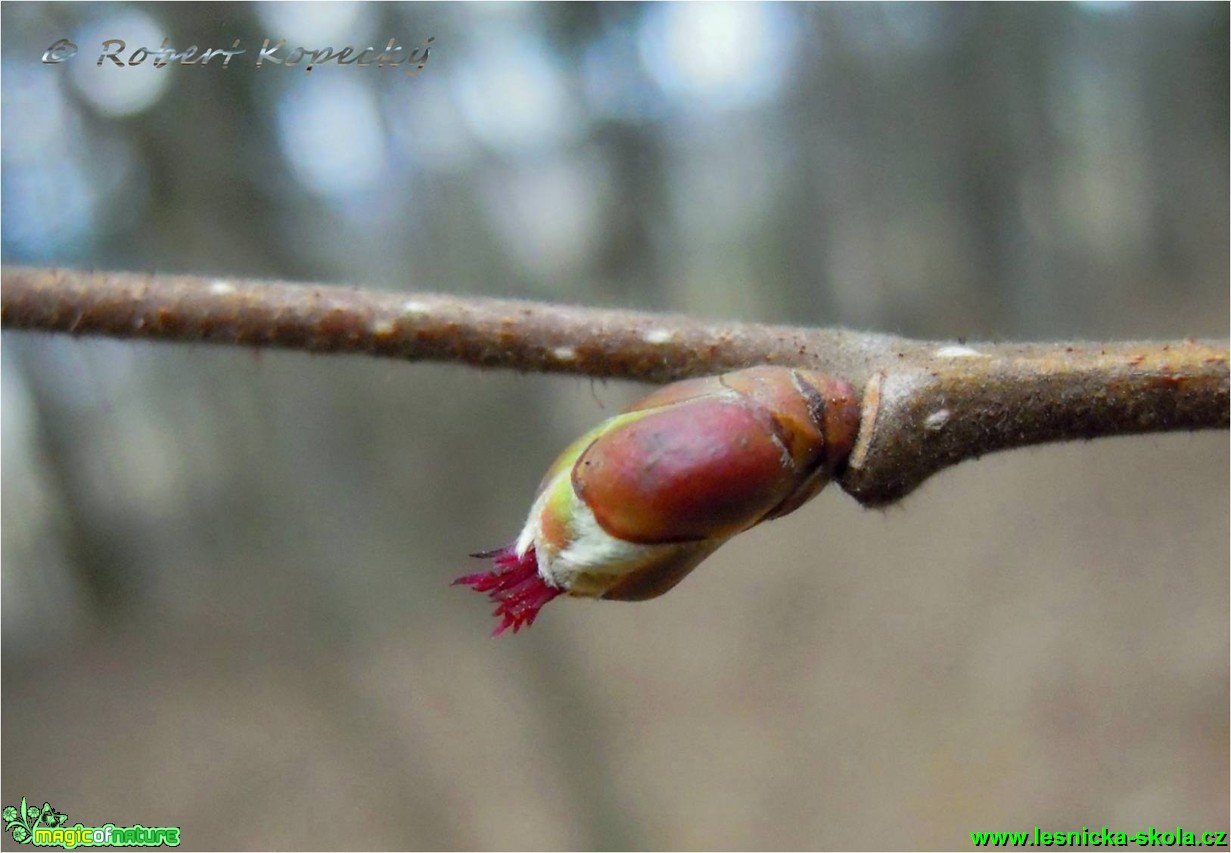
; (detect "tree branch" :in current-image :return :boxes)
[3,266,1226,505]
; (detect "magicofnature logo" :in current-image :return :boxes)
[2,796,180,848]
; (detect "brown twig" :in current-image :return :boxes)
[3,267,1226,505]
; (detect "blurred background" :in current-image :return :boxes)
[2,2,1227,849]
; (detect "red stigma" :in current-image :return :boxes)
[453,544,562,636]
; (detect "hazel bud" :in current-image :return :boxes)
[454,366,860,634]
